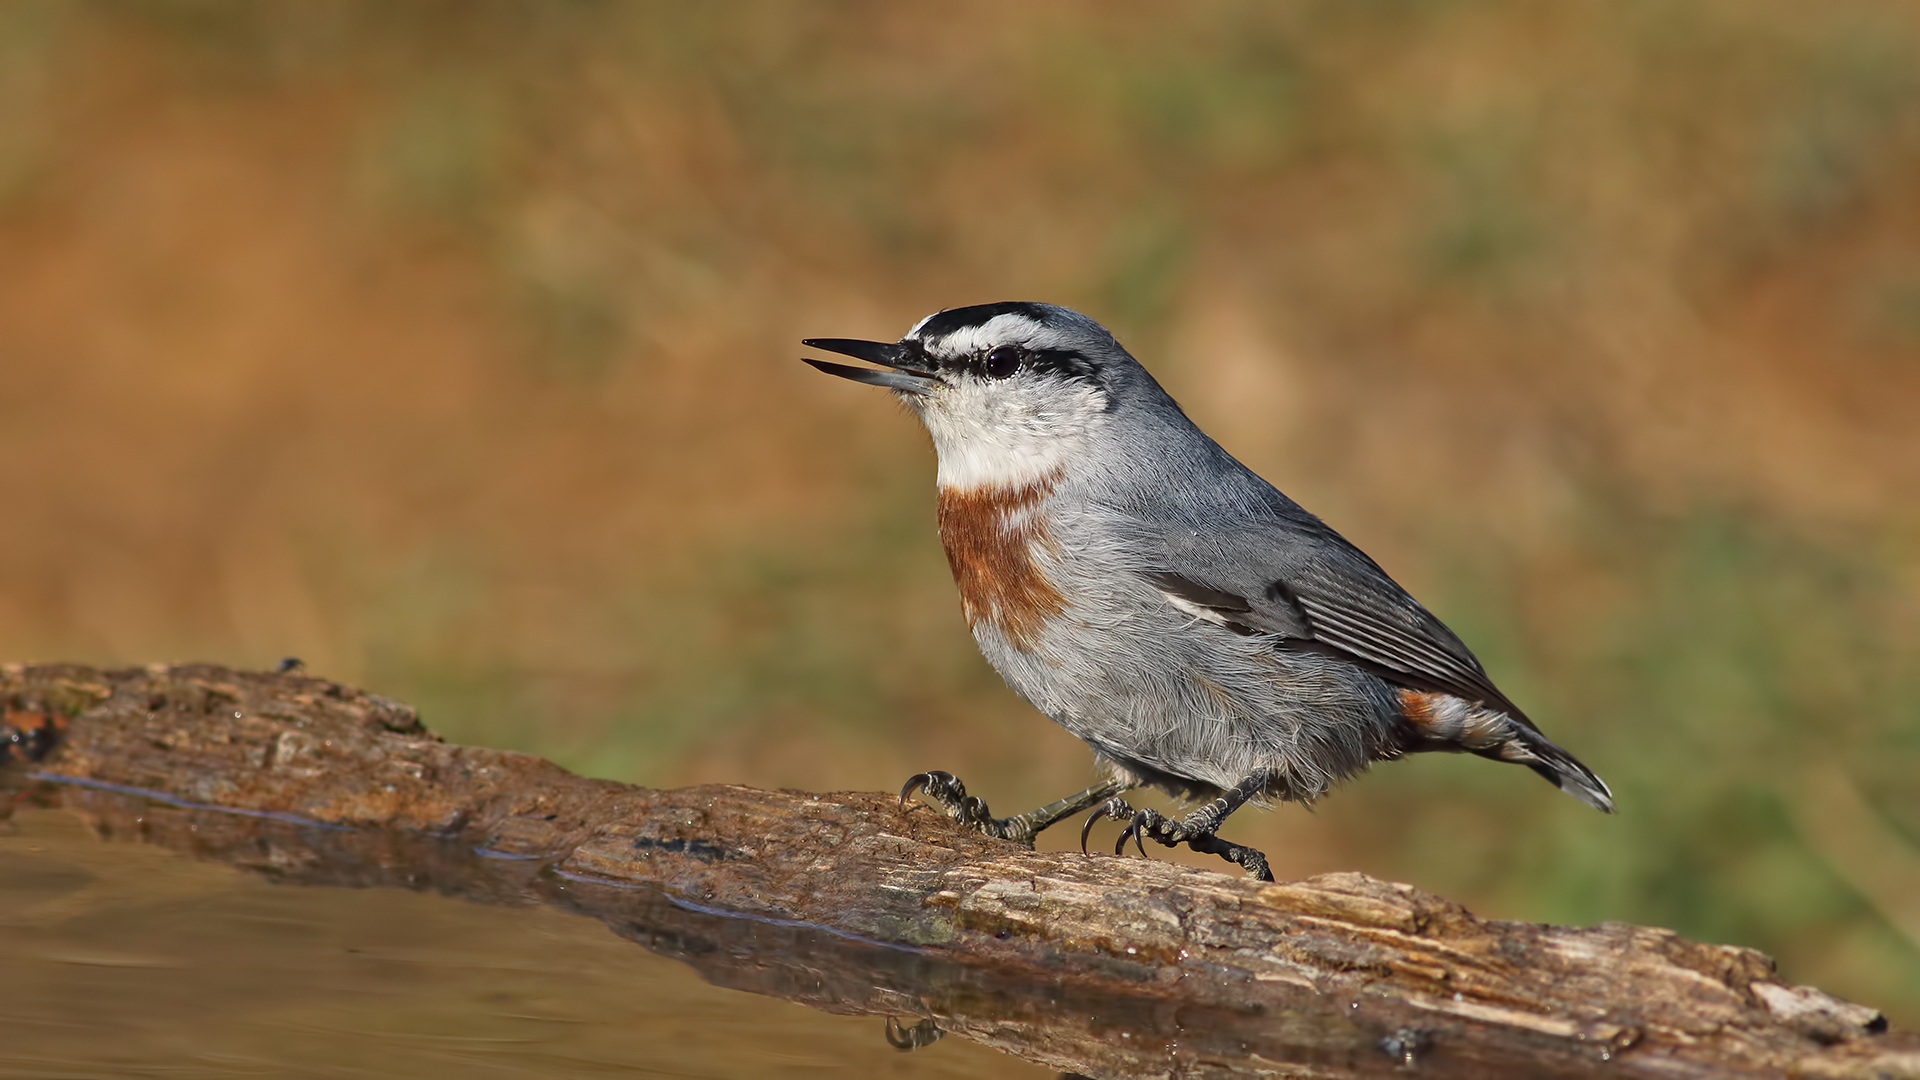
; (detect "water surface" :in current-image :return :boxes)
[0,798,1049,1079]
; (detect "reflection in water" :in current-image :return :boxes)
[1,775,1618,1078]
[0,781,1042,1079]
[885,1016,947,1050]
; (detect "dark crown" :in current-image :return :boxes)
[908,301,1057,343]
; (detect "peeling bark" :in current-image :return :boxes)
[3,663,1915,1079]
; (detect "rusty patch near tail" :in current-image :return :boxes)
[1396,688,1444,728]
[1396,687,1512,751]
[936,470,1067,651]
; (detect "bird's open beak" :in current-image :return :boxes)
[801,338,943,395]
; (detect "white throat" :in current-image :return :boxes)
[926,422,1073,490]
[913,380,1108,491]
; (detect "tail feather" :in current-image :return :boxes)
[1491,728,1615,813]
[1394,688,1613,812]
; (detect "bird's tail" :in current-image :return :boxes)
[1484,723,1615,813]
[1396,689,1614,812]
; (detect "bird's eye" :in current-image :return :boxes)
[983,345,1022,379]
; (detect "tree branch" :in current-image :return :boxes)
[3,663,1913,1079]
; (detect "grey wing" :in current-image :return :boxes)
[1146,516,1536,730]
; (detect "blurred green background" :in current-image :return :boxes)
[2,0,1916,1024]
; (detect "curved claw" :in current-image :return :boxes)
[898,769,1002,833]
[1112,806,1174,860]
[1080,796,1131,855]
[899,769,962,813]
[898,772,934,812]
[1078,809,1103,853]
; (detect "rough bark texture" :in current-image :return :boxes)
[3,662,1915,1079]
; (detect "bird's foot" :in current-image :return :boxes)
[1080,797,1274,881]
[882,1016,944,1051]
[898,770,1038,846]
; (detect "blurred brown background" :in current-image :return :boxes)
[2,0,1916,1023]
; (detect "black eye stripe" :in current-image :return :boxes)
[1027,348,1096,379]
[911,342,1097,381]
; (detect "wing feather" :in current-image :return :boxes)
[1127,466,1537,728]
[1147,559,1533,729]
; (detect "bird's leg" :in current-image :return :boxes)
[999,776,1133,842]
[1080,769,1275,881]
[899,771,1131,848]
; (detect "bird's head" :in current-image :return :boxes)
[804,302,1140,489]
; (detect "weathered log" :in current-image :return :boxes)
[2,662,1914,1079]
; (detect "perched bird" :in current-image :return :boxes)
[803,302,1611,880]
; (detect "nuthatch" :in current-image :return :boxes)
[804,302,1611,880]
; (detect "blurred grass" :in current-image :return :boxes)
[0,0,1916,1023]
